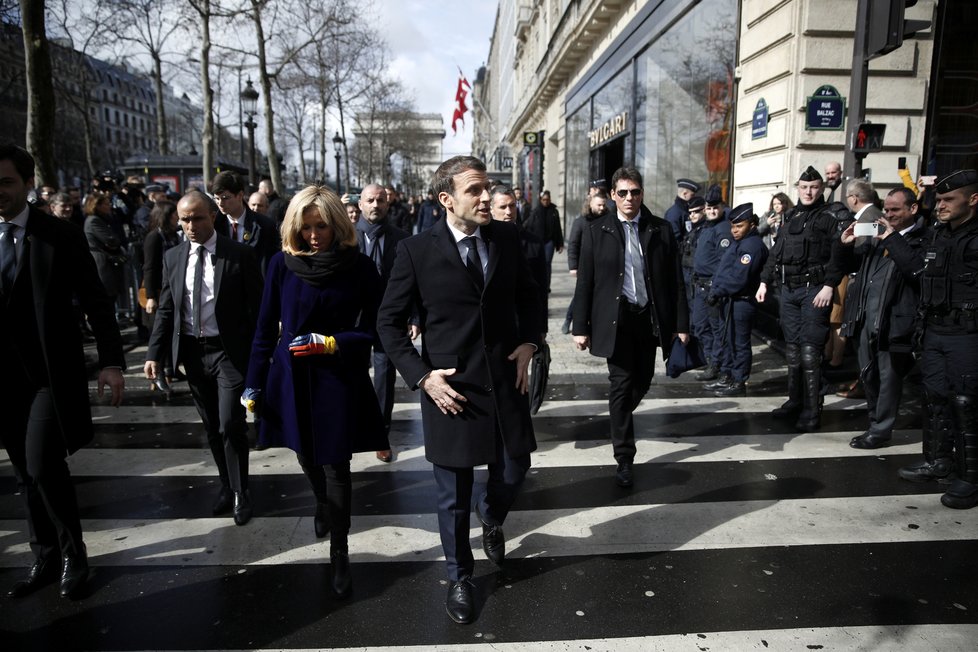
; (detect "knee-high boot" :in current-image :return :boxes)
[795,344,823,431]
[898,395,954,482]
[941,395,978,509]
[297,454,330,538]
[772,343,803,419]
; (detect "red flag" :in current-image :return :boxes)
[451,71,471,135]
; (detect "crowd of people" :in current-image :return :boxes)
[3,140,978,626]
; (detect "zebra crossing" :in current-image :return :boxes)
[2,268,978,651]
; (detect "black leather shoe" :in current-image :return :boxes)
[714,380,746,396]
[615,461,634,488]
[941,480,978,509]
[212,487,233,515]
[898,459,954,483]
[849,432,891,449]
[314,503,330,539]
[60,553,89,599]
[330,549,352,598]
[233,490,253,526]
[704,375,732,391]
[475,503,505,566]
[446,577,475,624]
[7,556,59,598]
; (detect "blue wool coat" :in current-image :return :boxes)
[245,251,388,464]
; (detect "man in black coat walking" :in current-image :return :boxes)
[572,166,689,487]
[212,171,281,276]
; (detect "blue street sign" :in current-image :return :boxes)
[806,85,846,131]
[752,98,768,140]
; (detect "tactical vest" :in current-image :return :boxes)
[920,218,978,315]
[777,201,848,275]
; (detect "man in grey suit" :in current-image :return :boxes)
[144,190,262,525]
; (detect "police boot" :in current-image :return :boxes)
[772,343,803,419]
[794,344,823,431]
[714,380,746,396]
[941,395,978,509]
[704,373,732,391]
[697,362,719,382]
[899,396,954,482]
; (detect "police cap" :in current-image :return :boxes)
[677,178,700,192]
[798,165,823,183]
[728,203,755,223]
[705,184,723,206]
[145,184,165,194]
[935,169,978,194]
[688,196,706,210]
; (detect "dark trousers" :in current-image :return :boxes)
[372,348,397,433]
[607,303,657,464]
[691,284,715,364]
[297,454,351,548]
[779,284,831,346]
[432,435,530,581]
[543,241,555,293]
[857,328,914,438]
[920,330,978,398]
[718,299,756,382]
[1,386,85,561]
[181,337,249,493]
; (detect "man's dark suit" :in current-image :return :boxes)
[215,207,280,275]
[357,222,411,433]
[572,206,688,463]
[377,218,541,581]
[1,207,124,568]
[146,235,262,500]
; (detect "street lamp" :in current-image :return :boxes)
[240,78,260,188]
[332,131,344,194]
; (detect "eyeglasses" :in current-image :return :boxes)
[615,188,642,199]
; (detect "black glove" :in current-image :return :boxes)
[706,294,721,307]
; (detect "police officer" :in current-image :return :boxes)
[906,169,978,509]
[680,196,707,307]
[691,185,732,382]
[706,204,769,396]
[664,178,700,242]
[756,166,852,431]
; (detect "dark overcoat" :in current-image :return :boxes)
[377,219,541,467]
[245,252,388,464]
[2,207,124,453]
[572,206,689,358]
[215,207,281,276]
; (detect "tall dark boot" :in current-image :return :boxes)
[772,343,803,419]
[941,395,978,509]
[326,463,353,597]
[795,344,823,431]
[899,395,954,482]
[297,455,330,538]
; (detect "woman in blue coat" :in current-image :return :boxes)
[243,186,387,598]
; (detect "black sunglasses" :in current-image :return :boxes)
[615,188,643,199]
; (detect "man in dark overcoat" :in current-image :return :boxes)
[377,156,541,625]
[1,144,125,599]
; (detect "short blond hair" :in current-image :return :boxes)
[280,185,357,255]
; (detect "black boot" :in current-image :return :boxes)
[314,503,330,539]
[941,395,978,509]
[330,545,352,598]
[899,396,955,482]
[704,373,732,391]
[795,344,822,431]
[697,362,719,381]
[773,343,803,419]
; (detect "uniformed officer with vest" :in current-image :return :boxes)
[906,169,978,509]
[691,185,732,382]
[706,203,769,396]
[756,166,852,431]
[680,195,707,307]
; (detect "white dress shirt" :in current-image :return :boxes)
[181,232,219,337]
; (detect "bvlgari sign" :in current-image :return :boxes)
[589,111,628,148]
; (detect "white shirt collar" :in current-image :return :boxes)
[617,210,639,224]
[191,231,218,254]
[228,208,246,223]
[0,203,30,228]
[853,204,872,221]
[445,220,482,244]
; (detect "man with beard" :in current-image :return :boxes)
[824,161,843,202]
[756,166,852,431]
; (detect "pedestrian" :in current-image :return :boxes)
[705,203,768,396]
[525,189,563,293]
[377,156,541,625]
[757,192,792,248]
[83,191,127,313]
[144,190,263,526]
[243,185,389,596]
[212,171,280,275]
[141,199,181,394]
[415,188,442,232]
[756,166,852,431]
[563,190,608,334]
[572,166,689,487]
[1,144,125,600]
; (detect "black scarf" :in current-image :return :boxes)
[283,244,359,288]
[356,217,387,272]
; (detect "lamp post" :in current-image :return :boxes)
[240,78,259,188]
[332,131,344,194]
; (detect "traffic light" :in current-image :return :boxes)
[867,0,931,59]
[853,122,886,156]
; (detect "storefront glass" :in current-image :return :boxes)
[564,105,590,223]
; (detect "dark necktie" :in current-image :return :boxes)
[192,245,205,336]
[462,236,484,289]
[369,236,383,274]
[626,221,648,307]
[0,222,16,294]
[231,221,238,241]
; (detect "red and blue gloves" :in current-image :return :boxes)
[289,333,338,357]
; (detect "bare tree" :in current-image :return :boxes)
[275,70,317,183]
[352,78,432,187]
[184,0,221,189]
[103,0,183,156]
[19,0,57,185]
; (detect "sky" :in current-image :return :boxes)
[376,1,497,155]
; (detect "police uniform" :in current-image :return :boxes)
[691,186,732,380]
[761,166,851,430]
[680,195,707,307]
[664,178,700,243]
[706,204,768,395]
[909,169,978,509]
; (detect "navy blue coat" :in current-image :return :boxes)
[664,196,688,242]
[693,217,733,278]
[245,252,387,464]
[709,230,769,298]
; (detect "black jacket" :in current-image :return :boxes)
[215,207,281,276]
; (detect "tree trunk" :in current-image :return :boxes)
[153,53,169,155]
[199,2,214,190]
[251,0,282,193]
[20,0,57,186]
[336,89,350,190]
